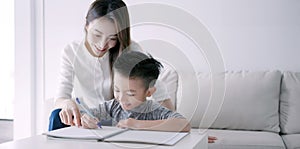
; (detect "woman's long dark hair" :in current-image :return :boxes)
[85,0,131,98]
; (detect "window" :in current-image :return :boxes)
[0,1,15,119]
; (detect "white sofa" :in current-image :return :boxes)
[177,70,300,149]
[44,70,300,148]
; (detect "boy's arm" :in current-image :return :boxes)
[117,118,191,132]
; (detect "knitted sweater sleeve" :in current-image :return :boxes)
[55,42,78,100]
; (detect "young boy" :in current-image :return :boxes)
[80,51,190,132]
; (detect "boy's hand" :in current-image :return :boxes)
[117,118,138,129]
[81,113,100,129]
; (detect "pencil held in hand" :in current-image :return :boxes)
[76,97,102,128]
[81,113,102,129]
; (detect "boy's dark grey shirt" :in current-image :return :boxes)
[91,99,184,126]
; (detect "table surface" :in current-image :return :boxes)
[0,129,207,149]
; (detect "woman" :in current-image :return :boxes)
[48,0,176,131]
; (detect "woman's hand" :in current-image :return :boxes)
[80,113,100,129]
[117,118,138,129]
[58,99,81,126]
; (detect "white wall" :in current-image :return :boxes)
[43,0,300,101]
[0,1,14,119]
[15,0,300,139]
[14,0,44,140]
[126,0,300,71]
[15,0,33,140]
[44,0,93,101]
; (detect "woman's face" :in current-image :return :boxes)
[85,17,118,57]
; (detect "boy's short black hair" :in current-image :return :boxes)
[113,50,163,89]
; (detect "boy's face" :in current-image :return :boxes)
[113,72,155,111]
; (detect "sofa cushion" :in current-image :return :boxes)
[280,72,300,134]
[282,134,300,149]
[208,129,285,149]
[180,71,281,132]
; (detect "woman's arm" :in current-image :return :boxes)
[154,61,178,111]
[117,118,191,132]
[53,42,80,126]
[159,99,175,111]
[54,98,73,108]
[54,43,77,107]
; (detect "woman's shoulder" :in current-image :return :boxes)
[61,40,84,56]
[64,40,82,51]
[128,40,144,52]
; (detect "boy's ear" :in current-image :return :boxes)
[146,87,156,97]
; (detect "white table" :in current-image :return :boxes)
[0,129,207,149]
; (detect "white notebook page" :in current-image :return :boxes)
[105,130,189,146]
[45,126,127,140]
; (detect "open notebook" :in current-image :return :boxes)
[44,126,189,146]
